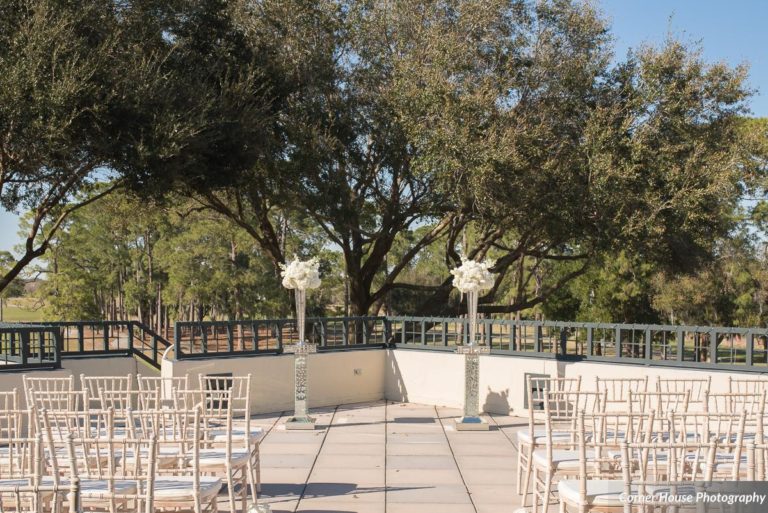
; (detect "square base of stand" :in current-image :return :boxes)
[285,416,316,430]
[455,416,490,431]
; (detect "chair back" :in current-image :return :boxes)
[628,390,690,414]
[80,374,132,409]
[22,376,74,410]
[595,377,648,410]
[656,376,710,410]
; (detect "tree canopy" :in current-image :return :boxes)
[1,0,764,326]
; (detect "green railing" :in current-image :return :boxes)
[389,317,768,372]
[174,317,389,359]
[0,324,61,370]
[4,316,768,373]
[1,321,170,370]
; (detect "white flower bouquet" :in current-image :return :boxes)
[450,258,495,293]
[280,257,321,290]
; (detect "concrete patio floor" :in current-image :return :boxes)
[239,401,528,513]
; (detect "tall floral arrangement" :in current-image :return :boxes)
[280,257,321,344]
[451,258,495,346]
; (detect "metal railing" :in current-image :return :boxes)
[0,321,170,370]
[4,315,768,373]
[389,317,768,372]
[174,317,390,359]
[0,325,61,370]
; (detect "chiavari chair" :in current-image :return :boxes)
[153,408,221,513]
[530,389,605,513]
[199,373,262,491]
[65,434,156,513]
[517,376,582,497]
[22,376,74,404]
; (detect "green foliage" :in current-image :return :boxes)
[2,0,764,326]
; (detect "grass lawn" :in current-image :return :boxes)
[1,298,45,322]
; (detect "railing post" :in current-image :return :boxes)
[534,323,542,353]
[103,324,109,351]
[559,328,567,356]
[442,321,447,347]
[201,326,208,354]
[615,327,622,358]
[509,321,515,351]
[20,330,28,367]
[226,323,234,353]
[383,318,393,347]
[127,323,134,352]
[586,327,593,356]
[174,323,182,359]
[276,322,283,352]
[53,329,62,369]
[645,329,652,360]
[676,329,683,361]
[747,332,754,367]
[320,321,328,348]
[152,335,158,364]
[78,324,84,353]
[362,319,369,345]
[342,319,349,346]
[421,319,427,347]
[401,321,406,345]
[710,329,718,364]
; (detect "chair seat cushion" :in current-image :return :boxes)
[41,477,137,496]
[532,449,594,470]
[210,427,265,444]
[154,476,222,500]
[516,429,572,444]
[558,479,626,506]
[198,449,250,467]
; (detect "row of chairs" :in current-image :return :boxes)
[1,373,262,513]
[518,375,768,512]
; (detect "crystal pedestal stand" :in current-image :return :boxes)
[285,289,318,430]
[455,290,490,431]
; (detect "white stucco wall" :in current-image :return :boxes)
[384,349,768,414]
[3,349,766,416]
[164,349,386,414]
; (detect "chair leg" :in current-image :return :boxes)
[226,469,237,513]
[541,471,552,513]
[516,441,525,495]
[252,447,262,493]
[522,444,535,505]
[246,457,259,501]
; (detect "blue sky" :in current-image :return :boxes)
[1,0,766,254]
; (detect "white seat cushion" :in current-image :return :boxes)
[154,476,222,500]
[198,449,250,467]
[210,427,265,444]
[517,429,572,444]
[41,477,137,496]
[532,449,594,470]
[558,479,626,506]
[0,478,34,487]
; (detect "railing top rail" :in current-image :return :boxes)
[175,316,388,327]
[385,316,768,333]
